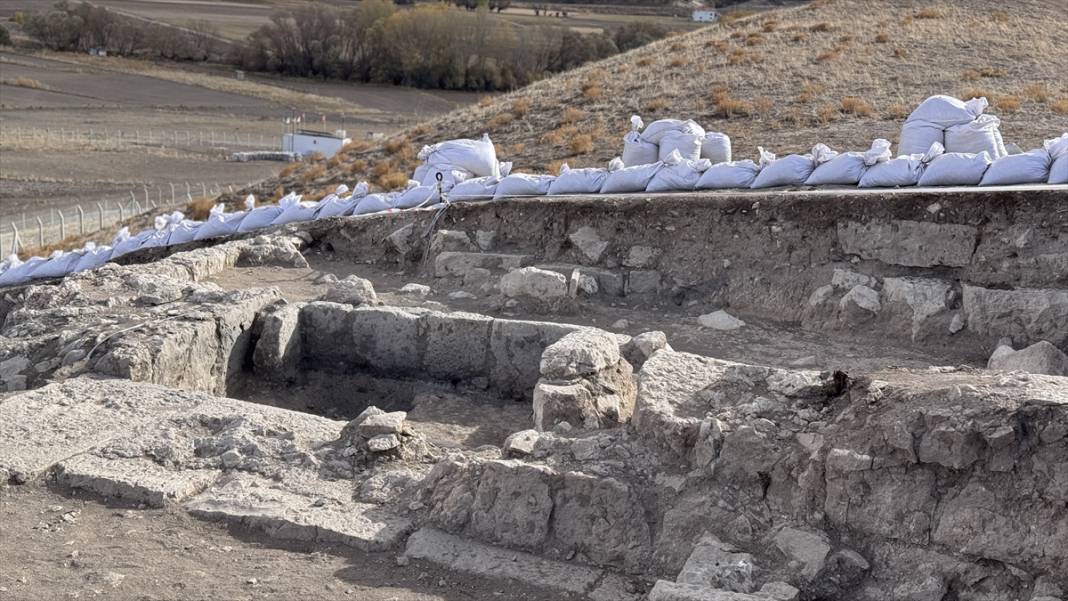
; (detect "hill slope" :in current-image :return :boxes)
[258,0,1068,198]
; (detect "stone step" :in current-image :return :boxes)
[185,473,412,552]
[53,454,218,508]
[535,263,626,297]
[649,580,800,601]
[433,251,533,278]
[403,527,638,599]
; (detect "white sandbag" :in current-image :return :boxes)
[417,134,500,177]
[898,119,945,157]
[639,119,704,144]
[270,195,319,226]
[494,173,555,198]
[979,149,1052,186]
[140,213,184,249]
[394,185,439,209]
[194,205,248,240]
[658,130,703,162]
[353,193,396,216]
[29,250,82,280]
[859,142,944,188]
[750,147,817,189]
[805,139,891,186]
[622,115,659,166]
[547,163,609,195]
[646,152,711,192]
[499,161,513,177]
[166,219,202,246]
[696,160,761,189]
[71,242,113,273]
[700,132,732,164]
[413,163,429,183]
[315,183,368,219]
[1045,133,1068,185]
[449,176,500,201]
[238,193,288,232]
[945,114,1007,158]
[918,151,992,187]
[0,255,45,287]
[111,226,155,258]
[601,157,663,193]
[907,95,987,128]
[419,166,473,191]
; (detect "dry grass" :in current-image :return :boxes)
[1023,83,1049,103]
[1,77,50,90]
[478,95,494,107]
[915,8,944,19]
[187,196,216,221]
[265,0,1068,191]
[582,82,604,100]
[569,134,594,155]
[488,112,515,129]
[996,95,1022,112]
[511,98,531,118]
[841,96,874,117]
[561,107,587,124]
[301,164,326,183]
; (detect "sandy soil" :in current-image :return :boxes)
[0,483,574,601]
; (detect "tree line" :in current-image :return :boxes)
[19,1,670,92]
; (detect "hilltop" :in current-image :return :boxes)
[249,0,1068,200]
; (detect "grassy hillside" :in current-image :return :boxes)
[253,0,1068,200]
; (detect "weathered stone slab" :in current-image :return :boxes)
[434,252,532,278]
[299,302,356,363]
[962,285,1068,346]
[350,306,426,375]
[403,527,601,595]
[488,318,585,399]
[252,302,304,381]
[837,220,976,267]
[422,311,493,381]
[648,581,766,601]
[186,473,411,551]
[0,378,205,483]
[54,454,218,508]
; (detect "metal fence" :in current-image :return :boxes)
[1,127,276,151]
[0,181,241,256]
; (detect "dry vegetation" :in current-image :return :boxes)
[254,0,1068,199]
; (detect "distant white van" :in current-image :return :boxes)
[692,9,719,22]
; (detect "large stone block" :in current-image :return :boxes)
[488,319,584,399]
[962,285,1068,346]
[299,302,356,364]
[421,311,493,381]
[837,220,977,267]
[881,277,952,341]
[253,302,304,381]
[350,306,425,376]
[434,252,531,279]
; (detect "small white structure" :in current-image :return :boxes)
[691,9,718,22]
[282,129,351,159]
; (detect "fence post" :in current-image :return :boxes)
[58,211,66,241]
[186,182,192,201]
[37,217,44,248]
[201,182,207,197]
[158,188,162,207]
[119,204,125,222]
[144,186,149,205]
[77,205,85,235]
[130,191,136,206]
[10,224,20,254]
[97,203,104,230]
[170,183,176,204]
[133,200,141,215]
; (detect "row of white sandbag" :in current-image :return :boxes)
[622,116,732,167]
[900,95,1008,159]
[0,183,406,286]
[437,133,1068,198]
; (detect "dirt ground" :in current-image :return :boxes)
[0,483,575,601]
[206,254,982,375]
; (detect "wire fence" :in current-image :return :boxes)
[0,181,243,256]
[1,127,278,152]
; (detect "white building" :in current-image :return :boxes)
[691,9,718,22]
[282,129,351,159]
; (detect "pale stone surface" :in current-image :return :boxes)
[319,275,378,306]
[358,412,407,437]
[422,311,493,380]
[962,285,1068,346]
[677,535,755,592]
[569,226,608,263]
[435,252,531,279]
[624,245,658,268]
[837,220,977,267]
[626,270,661,295]
[698,310,746,331]
[882,277,952,340]
[773,527,830,579]
[502,429,540,457]
[838,285,881,316]
[398,283,431,297]
[404,527,601,595]
[648,581,766,601]
[488,319,584,399]
[540,329,621,379]
[0,378,204,482]
[987,341,1068,376]
[499,267,568,300]
[252,302,303,381]
[54,454,218,508]
[622,330,670,369]
[831,268,875,291]
[186,473,411,551]
[350,306,425,376]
